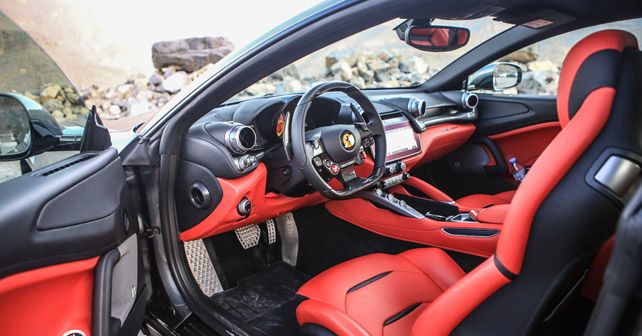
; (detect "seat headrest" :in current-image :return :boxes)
[557,30,638,127]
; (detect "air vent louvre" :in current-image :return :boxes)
[39,155,94,176]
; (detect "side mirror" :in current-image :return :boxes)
[468,63,522,91]
[0,95,32,161]
[404,26,470,52]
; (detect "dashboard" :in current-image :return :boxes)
[176,89,479,239]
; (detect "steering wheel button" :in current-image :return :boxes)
[324,159,332,168]
[313,157,323,166]
[329,163,341,175]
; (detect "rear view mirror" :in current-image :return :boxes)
[0,94,32,160]
[468,63,523,91]
[404,26,470,52]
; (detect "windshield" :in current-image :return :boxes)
[234,17,512,99]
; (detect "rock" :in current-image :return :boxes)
[62,107,74,118]
[162,71,188,93]
[101,101,111,112]
[527,60,558,72]
[286,79,303,92]
[245,83,276,97]
[108,105,122,116]
[378,50,394,61]
[51,110,65,120]
[406,56,428,74]
[40,84,62,99]
[325,51,357,70]
[360,69,374,82]
[350,76,365,88]
[280,64,301,80]
[388,57,400,69]
[126,97,153,116]
[117,84,132,95]
[23,91,40,102]
[103,88,117,100]
[368,58,388,71]
[151,36,234,72]
[331,60,353,81]
[500,47,538,63]
[42,99,65,114]
[374,69,391,82]
[399,61,410,73]
[356,60,368,75]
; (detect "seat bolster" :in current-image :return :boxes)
[297,253,418,308]
[494,190,516,202]
[456,190,515,209]
[411,258,511,336]
[297,300,370,336]
[398,248,465,290]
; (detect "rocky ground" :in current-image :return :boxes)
[22,37,560,130]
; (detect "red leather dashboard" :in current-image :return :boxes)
[181,123,475,242]
[180,163,326,241]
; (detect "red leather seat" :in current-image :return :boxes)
[456,190,515,209]
[297,249,464,336]
[296,30,641,335]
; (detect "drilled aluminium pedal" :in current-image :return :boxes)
[266,219,277,245]
[184,239,223,296]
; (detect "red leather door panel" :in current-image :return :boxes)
[0,257,98,335]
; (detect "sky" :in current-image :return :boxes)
[0,0,322,86]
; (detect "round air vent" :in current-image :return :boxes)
[407,97,427,117]
[225,126,257,154]
[189,182,211,209]
[462,93,479,110]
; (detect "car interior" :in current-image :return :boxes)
[149,0,642,335]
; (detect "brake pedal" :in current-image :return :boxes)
[235,224,261,249]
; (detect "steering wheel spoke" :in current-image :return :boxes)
[338,164,358,183]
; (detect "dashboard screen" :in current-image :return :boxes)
[383,116,421,162]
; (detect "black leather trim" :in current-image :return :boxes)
[443,228,500,237]
[0,148,134,277]
[383,302,422,326]
[493,255,517,280]
[300,323,337,336]
[347,271,392,294]
[568,49,620,118]
[93,249,121,336]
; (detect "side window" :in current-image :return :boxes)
[0,12,88,184]
[469,18,642,96]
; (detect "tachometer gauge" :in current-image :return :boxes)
[276,113,285,138]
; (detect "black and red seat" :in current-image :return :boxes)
[295,30,642,335]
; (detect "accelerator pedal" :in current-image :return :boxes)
[235,224,261,249]
[266,219,277,245]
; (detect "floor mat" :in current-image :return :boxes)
[208,262,309,336]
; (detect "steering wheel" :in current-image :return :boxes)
[289,81,386,199]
